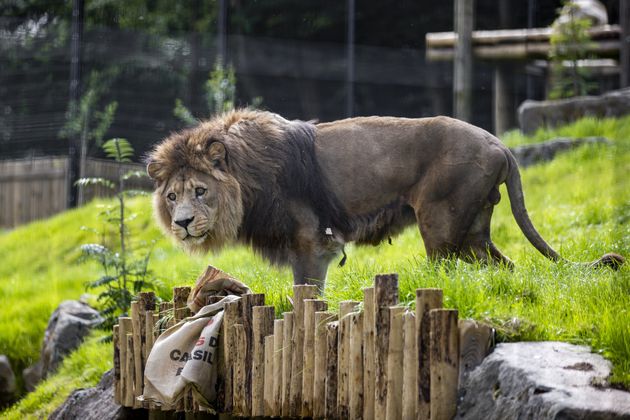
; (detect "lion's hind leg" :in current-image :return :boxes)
[460,203,514,269]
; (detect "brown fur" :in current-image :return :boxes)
[147,109,624,290]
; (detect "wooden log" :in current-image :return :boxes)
[325,321,339,420]
[313,312,337,419]
[338,300,359,419]
[119,317,133,407]
[223,298,243,412]
[402,312,418,420]
[362,287,376,420]
[138,291,157,361]
[173,287,191,311]
[241,293,265,417]
[385,307,405,420]
[233,324,248,416]
[416,288,443,420]
[113,324,121,405]
[131,301,143,408]
[252,305,275,417]
[272,319,284,416]
[453,0,474,122]
[429,309,459,420]
[301,299,328,417]
[264,335,275,417]
[281,311,294,417]
[349,311,364,420]
[374,274,398,420]
[145,310,155,356]
[458,319,494,386]
[289,285,318,416]
[125,333,135,407]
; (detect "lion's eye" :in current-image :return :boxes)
[167,193,176,201]
[195,187,207,197]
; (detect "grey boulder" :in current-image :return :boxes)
[0,355,16,403]
[509,136,610,168]
[456,341,630,419]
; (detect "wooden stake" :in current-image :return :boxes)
[145,310,155,356]
[272,319,284,416]
[374,274,398,420]
[138,291,157,362]
[416,288,443,420]
[223,298,243,412]
[125,333,135,407]
[113,324,121,405]
[241,293,265,417]
[131,301,143,408]
[429,309,459,420]
[173,287,191,311]
[233,324,248,416]
[252,305,275,416]
[363,287,376,420]
[338,300,359,419]
[313,312,337,419]
[264,335,275,417]
[458,319,493,386]
[281,311,294,417]
[301,299,327,417]
[119,317,132,407]
[325,321,339,420]
[290,285,318,416]
[385,306,405,420]
[349,311,364,420]
[402,311,418,420]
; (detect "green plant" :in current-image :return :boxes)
[77,138,157,332]
[548,1,596,99]
[174,60,262,126]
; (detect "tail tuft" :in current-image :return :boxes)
[588,253,625,270]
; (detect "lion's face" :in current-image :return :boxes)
[148,137,244,254]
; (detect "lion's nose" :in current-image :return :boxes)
[174,217,194,229]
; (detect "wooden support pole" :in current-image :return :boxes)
[301,299,328,417]
[402,312,418,420]
[416,288,443,420]
[223,298,243,412]
[363,287,376,420]
[429,309,459,420]
[113,324,121,405]
[119,317,133,407]
[325,321,339,420]
[453,0,475,122]
[458,319,494,386]
[125,333,135,408]
[313,312,337,419]
[242,293,266,415]
[252,305,275,417]
[281,311,294,417]
[264,335,275,417]
[272,319,284,416]
[338,300,359,419]
[173,287,191,312]
[374,274,399,420]
[290,285,318,416]
[621,0,630,87]
[138,291,157,361]
[233,324,248,416]
[172,288,191,412]
[385,306,405,420]
[131,301,143,408]
[145,310,155,356]
[349,311,364,420]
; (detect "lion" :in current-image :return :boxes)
[147,109,624,290]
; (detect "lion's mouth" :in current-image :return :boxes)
[183,232,209,244]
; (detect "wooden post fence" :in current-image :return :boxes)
[114,274,493,419]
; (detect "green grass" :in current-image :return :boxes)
[1,115,629,417]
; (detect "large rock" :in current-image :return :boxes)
[510,136,610,168]
[23,300,103,390]
[49,369,143,420]
[0,355,16,403]
[518,88,630,134]
[456,342,630,420]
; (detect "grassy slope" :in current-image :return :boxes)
[1,116,628,417]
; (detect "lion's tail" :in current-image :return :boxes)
[504,151,625,270]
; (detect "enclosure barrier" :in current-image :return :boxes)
[113,274,493,419]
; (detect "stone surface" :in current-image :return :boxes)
[23,300,103,389]
[49,369,143,420]
[456,342,630,420]
[510,136,610,168]
[0,355,16,402]
[518,88,630,134]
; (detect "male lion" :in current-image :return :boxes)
[147,109,624,290]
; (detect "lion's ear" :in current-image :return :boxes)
[208,141,228,171]
[146,161,162,180]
